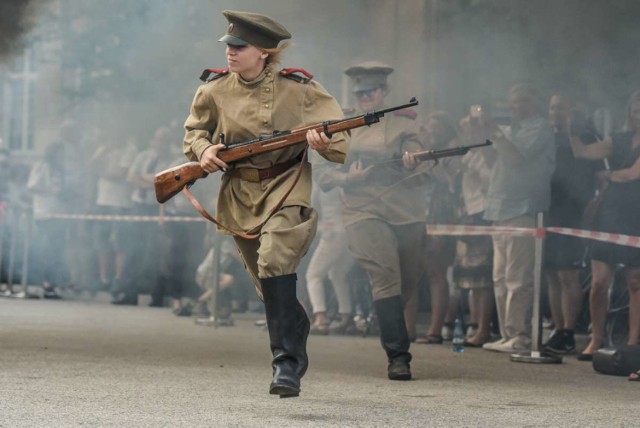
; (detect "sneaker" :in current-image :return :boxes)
[353,314,368,333]
[43,289,63,299]
[483,336,531,353]
[191,301,211,318]
[542,329,562,347]
[173,304,193,317]
[195,316,234,327]
[310,322,329,336]
[543,330,576,355]
[42,282,62,299]
[328,317,358,335]
[482,338,507,351]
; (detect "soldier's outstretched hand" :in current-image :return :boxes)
[346,159,374,185]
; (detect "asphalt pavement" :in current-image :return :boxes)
[0,296,637,427]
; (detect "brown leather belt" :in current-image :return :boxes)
[227,159,299,182]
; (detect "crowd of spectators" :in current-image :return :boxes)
[0,121,254,322]
[1,83,639,379]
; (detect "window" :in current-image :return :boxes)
[2,48,37,152]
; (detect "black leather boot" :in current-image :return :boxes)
[261,274,304,398]
[295,301,310,378]
[374,296,412,381]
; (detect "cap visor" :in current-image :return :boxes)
[353,84,379,93]
[218,34,248,46]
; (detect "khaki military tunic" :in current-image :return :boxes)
[314,110,428,300]
[183,65,349,288]
[315,111,428,227]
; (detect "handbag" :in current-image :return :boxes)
[592,345,640,377]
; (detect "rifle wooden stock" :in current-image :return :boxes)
[154,98,419,203]
[154,162,209,204]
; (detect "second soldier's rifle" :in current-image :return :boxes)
[372,140,493,167]
[154,98,419,203]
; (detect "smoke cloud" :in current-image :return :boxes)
[0,0,50,60]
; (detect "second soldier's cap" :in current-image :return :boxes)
[218,10,291,49]
[344,61,394,93]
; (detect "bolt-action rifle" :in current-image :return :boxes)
[154,98,419,203]
[374,140,493,167]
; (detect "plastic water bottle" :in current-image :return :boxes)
[452,317,465,353]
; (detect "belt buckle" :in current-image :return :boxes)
[244,168,260,182]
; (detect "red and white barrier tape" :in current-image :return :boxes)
[427,225,538,237]
[32,214,640,248]
[546,227,640,249]
[427,224,640,248]
[39,213,206,223]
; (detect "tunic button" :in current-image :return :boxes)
[265,88,270,92]
[263,119,268,124]
[264,104,269,108]
[266,72,272,77]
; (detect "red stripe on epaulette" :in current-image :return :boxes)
[280,68,314,79]
[394,108,417,120]
[200,68,229,82]
[342,108,356,116]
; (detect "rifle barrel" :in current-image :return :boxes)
[374,97,419,116]
[373,140,492,166]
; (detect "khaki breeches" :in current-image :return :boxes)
[345,219,426,301]
[233,206,318,299]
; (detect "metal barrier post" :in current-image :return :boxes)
[512,212,562,364]
[7,209,17,291]
[20,212,37,297]
[0,214,5,286]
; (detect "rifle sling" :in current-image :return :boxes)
[182,148,309,240]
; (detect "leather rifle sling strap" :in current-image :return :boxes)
[181,147,309,240]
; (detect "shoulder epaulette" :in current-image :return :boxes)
[200,68,229,82]
[280,68,313,83]
[394,108,418,120]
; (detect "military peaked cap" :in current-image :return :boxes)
[344,61,394,93]
[218,10,291,49]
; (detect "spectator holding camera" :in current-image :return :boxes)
[473,83,556,353]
